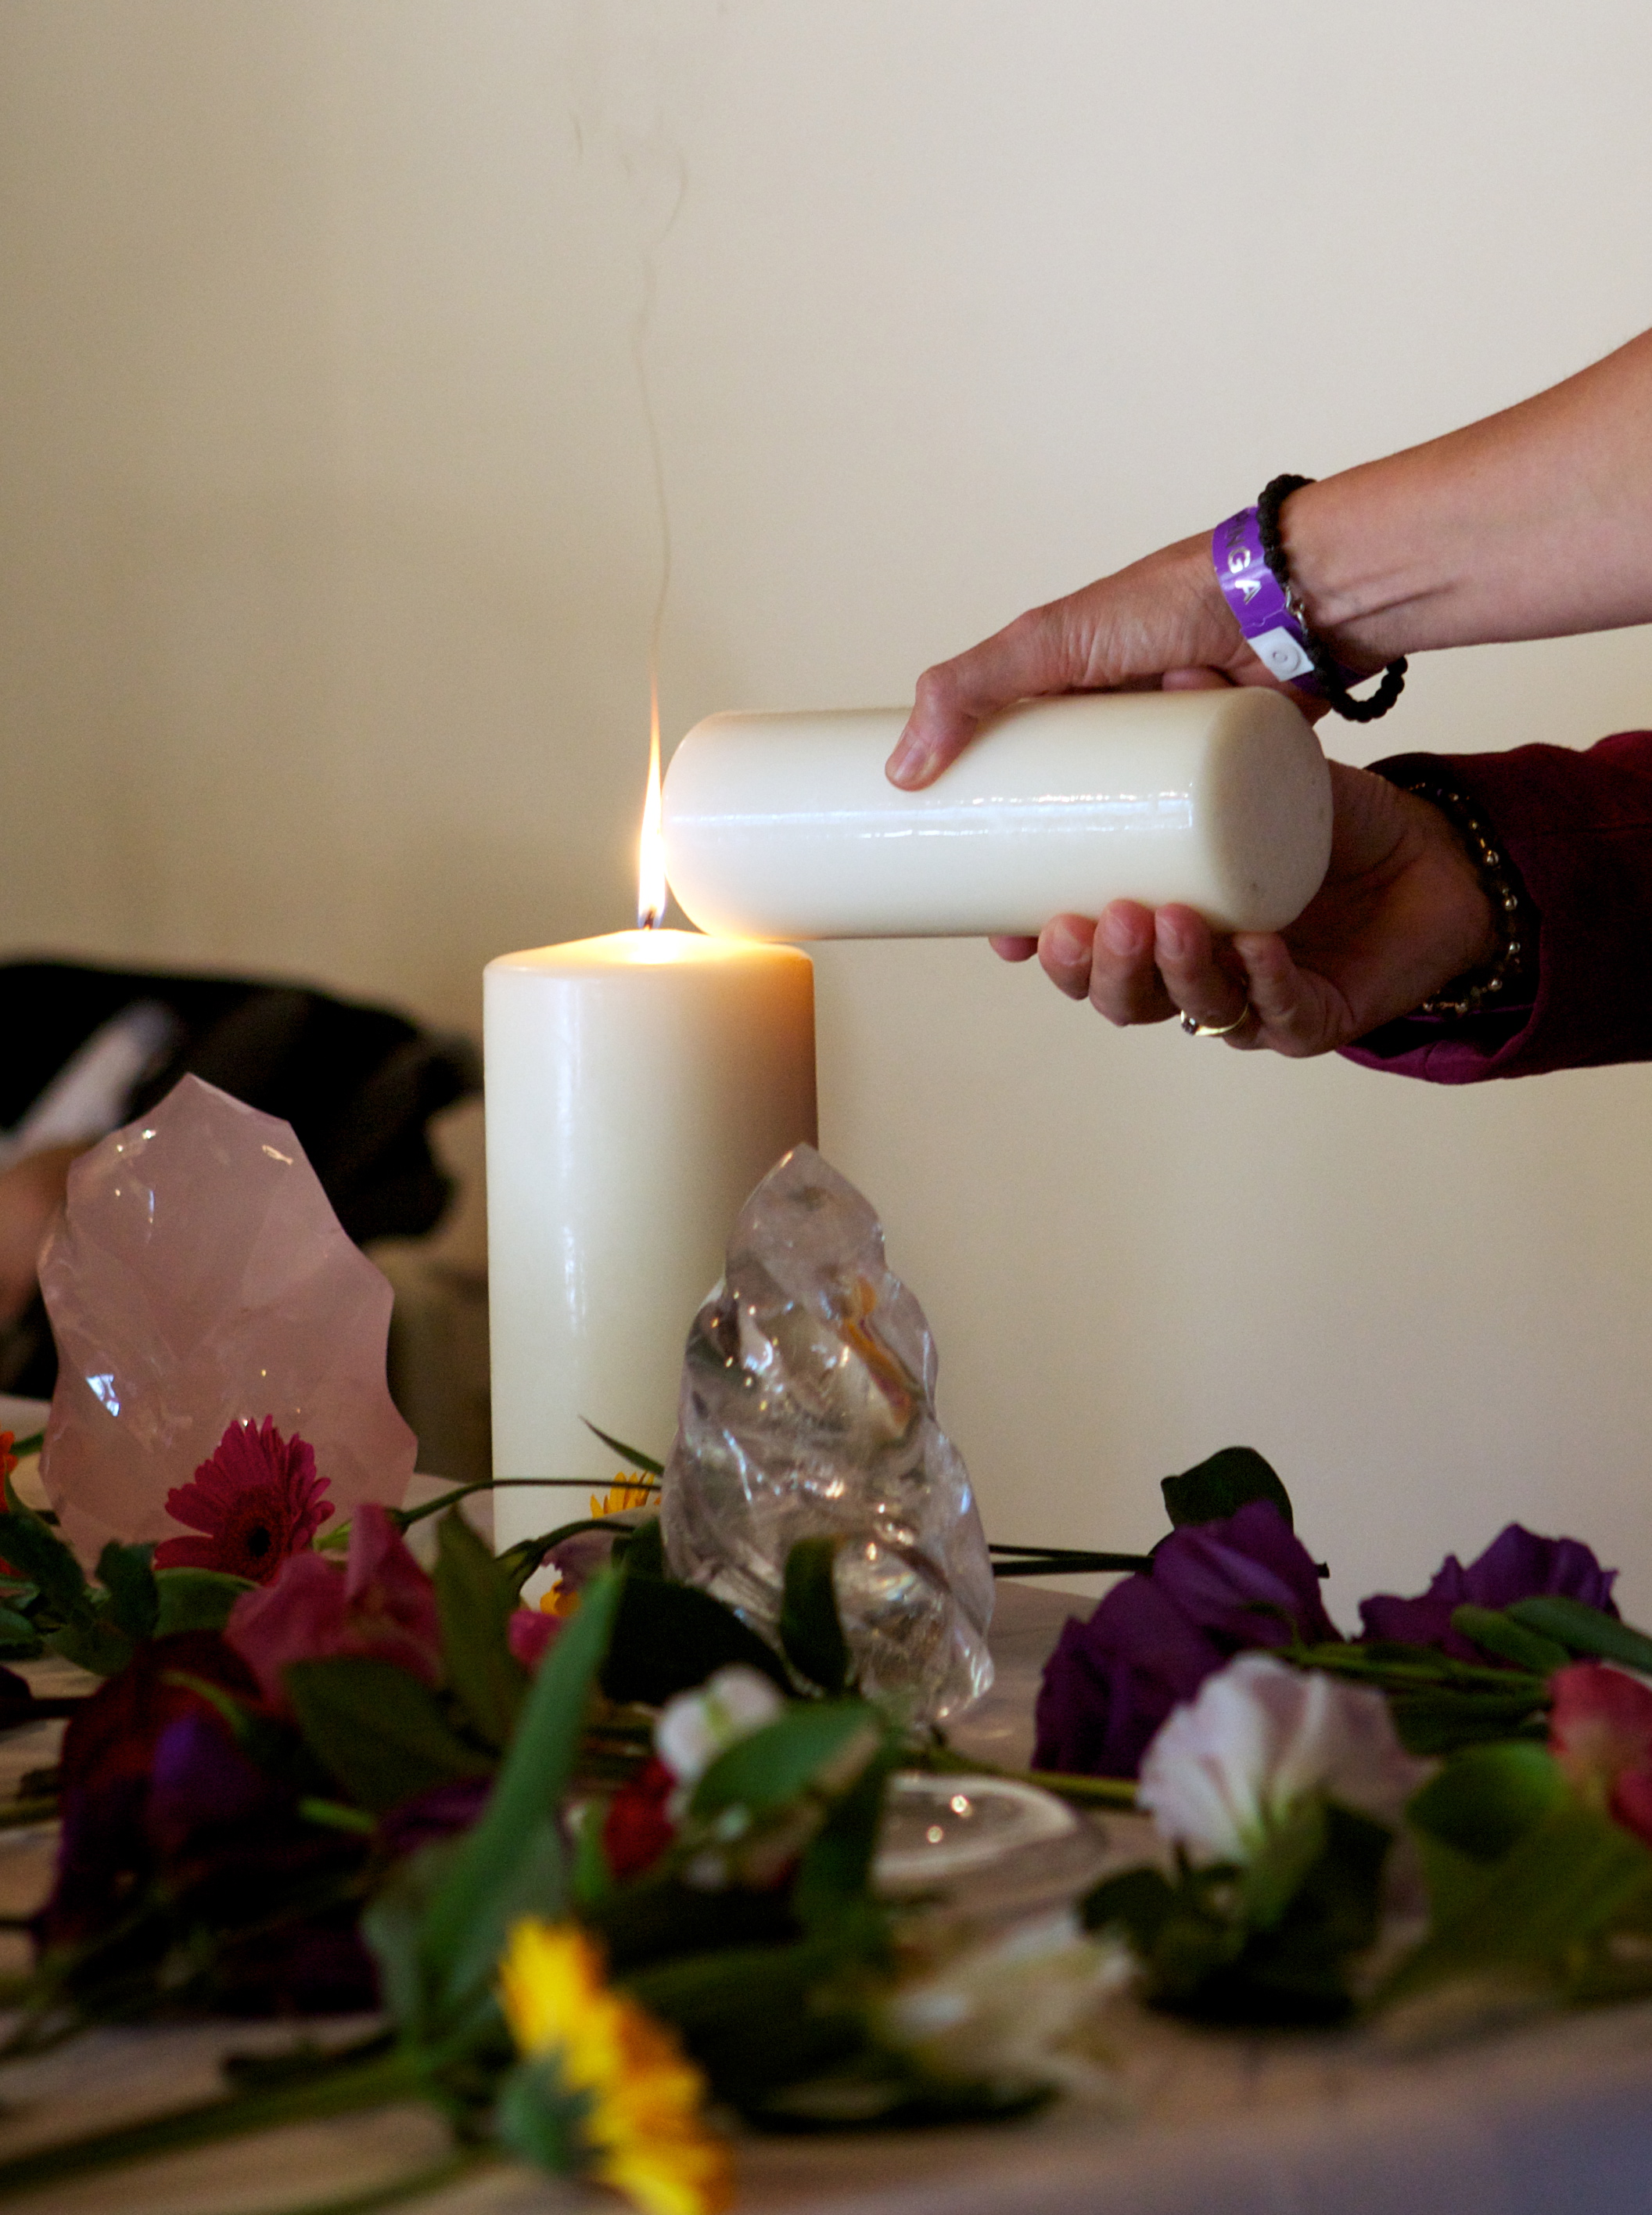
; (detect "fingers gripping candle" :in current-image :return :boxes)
[484,735,816,1555]
[661,689,1332,940]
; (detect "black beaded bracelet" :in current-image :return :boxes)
[1257,474,1409,724]
[1374,767,1539,1017]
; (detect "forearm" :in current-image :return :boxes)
[1286,329,1652,667]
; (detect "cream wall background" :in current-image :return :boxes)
[6,1,1652,1623]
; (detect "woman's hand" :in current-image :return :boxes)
[990,761,1499,1057]
[885,534,1315,789]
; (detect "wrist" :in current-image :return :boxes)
[1379,771,1538,1016]
[1212,482,1408,721]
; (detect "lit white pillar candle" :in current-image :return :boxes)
[484,753,816,1555]
[662,689,1331,940]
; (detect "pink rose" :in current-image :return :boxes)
[227,1503,442,1710]
[1549,1662,1652,1846]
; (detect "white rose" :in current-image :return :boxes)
[655,1664,787,1790]
[877,1911,1133,2102]
[1137,1652,1428,1866]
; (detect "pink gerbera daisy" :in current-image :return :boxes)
[156,1418,333,1584]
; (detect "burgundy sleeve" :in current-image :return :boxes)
[1340,731,1652,1083]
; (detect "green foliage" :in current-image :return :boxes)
[1383,1793,1652,2009]
[408,1571,623,2043]
[612,1516,665,1580]
[1449,1605,1571,1675]
[690,1704,882,1825]
[494,2055,591,2173]
[793,1746,898,1936]
[601,1573,789,1706]
[284,1657,491,1814]
[580,1422,665,1477]
[0,1483,92,1622]
[1084,1796,1392,2025]
[1161,1445,1295,1533]
[434,1513,527,1749]
[1507,1595,1652,1675]
[95,1543,157,1645]
[780,1537,853,1695]
[625,1934,873,2103]
[0,1602,40,1658]
[1291,1639,1550,1756]
[46,1616,134,1677]
[153,1568,253,1636]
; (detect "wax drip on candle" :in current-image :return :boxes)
[637,678,666,931]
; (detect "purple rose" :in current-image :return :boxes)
[1359,1523,1618,1661]
[1033,1502,1338,1780]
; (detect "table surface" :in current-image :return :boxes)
[0,1569,1648,2213]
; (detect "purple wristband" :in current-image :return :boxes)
[1210,506,1324,693]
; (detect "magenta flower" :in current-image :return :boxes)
[156,1418,333,1584]
[1034,1503,1339,1780]
[508,1607,564,1672]
[1549,1662,1652,1847]
[226,1503,441,1709]
[1359,1524,1618,1660]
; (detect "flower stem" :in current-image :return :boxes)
[0,2049,424,2202]
[913,1743,1137,1808]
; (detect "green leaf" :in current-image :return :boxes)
[0,1485,90,1623]
[1229,1802,1391,2019]
[1379,1798,1652,2009]
[45,1618,132,1676]
[1507,1595,1652,1674]
[1449,1605,1571,1675]
[601,1574,789,1706]
[95,1542,157,1644]
[794,1747,896,1933]
[580,1421,666,1478]
[691,1703,881,1824]
[153,1568,254,1636]
[495,2053,590,2174]
[284,1656,491,1814]
[1384,1686,1549,1757]
[1082,1865,1180,1949]
[779,1537,853,1696]
[0,1608,40,1657]
[434,1512,527,1749]
[1161,1446,1295,1533]
[1407,1742,1568,1862]
[1237,1795,1329,1932]
[624,1935,871,2104]
[415,1570,623,2033]
[570,1802,613,1914]
[613,1516,666,1580]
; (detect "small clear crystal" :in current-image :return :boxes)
[662,1145,993,1721]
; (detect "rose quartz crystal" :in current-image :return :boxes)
[38,1075,415,1565]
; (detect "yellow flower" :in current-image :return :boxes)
[498,1920,731,2215]
[592,1476,656,1519]
[537,1567,579,1620]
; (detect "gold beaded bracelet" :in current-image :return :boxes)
[1378,769,1539,1019]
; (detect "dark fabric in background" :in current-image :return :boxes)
[0,959,481,1397]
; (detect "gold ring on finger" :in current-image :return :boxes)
[1180,1003,1252,1038]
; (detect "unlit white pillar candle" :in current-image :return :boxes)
[483,931,816,1555]
[663,689,1331,940]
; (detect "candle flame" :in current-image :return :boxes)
[637,678,666,930]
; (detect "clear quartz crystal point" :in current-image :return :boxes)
[662,1145,993,1721]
